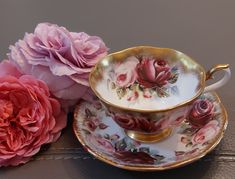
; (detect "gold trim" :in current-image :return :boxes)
[125,128,172,143]
[206,64,230,80]
[89,46,207,113]
[73,92,228,171]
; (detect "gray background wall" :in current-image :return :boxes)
[1,0,235,71]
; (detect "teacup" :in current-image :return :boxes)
[89,46,231,142]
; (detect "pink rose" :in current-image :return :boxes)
[136,57,171,88]
[0,60,67,167]
[8,22,108,108]
[86,135,115,154]
[188,99,214,128]
[113,56,138,87]
[192,120,219,145]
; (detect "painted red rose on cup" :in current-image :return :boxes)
[112,111,172,133]
[192,120,219,145]
[113,113,137,130]
[136,57,171,88]
[0,61,67,167]
[114,56,138,88]
[188,99,214,128]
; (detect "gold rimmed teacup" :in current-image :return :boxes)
[89,46,231,142]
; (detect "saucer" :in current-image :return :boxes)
[73,92,228,171]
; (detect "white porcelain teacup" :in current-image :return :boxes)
[89,46,231,142]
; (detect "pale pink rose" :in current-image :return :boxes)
[8,22,108,108]
[86,135,115,154]
[114,56,138,87]
[0,60,67,167]
[192,120,219,145]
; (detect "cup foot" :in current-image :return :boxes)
[125,128,172,143]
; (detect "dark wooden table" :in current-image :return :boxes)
[0,0,235,178]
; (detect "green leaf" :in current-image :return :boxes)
[171,66,178,73]
[152,154,165,161]
[103,133,110,140]
[82,129,91,135]
[111,82,116,89]
[115,138,127,151]
[116,88,127,99]
[168,66,179,84]
[168,73,179,84]
[139,147,150,153]
[186,142,193,147]
[157,87,170,98]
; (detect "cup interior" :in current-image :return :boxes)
[89,46,205,112]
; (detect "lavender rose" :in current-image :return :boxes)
[8,23,108,108]
[188,99,214,128]
[136,57,171,88]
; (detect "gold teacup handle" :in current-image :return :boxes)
[204,64,231,92]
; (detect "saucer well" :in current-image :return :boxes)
[73,92,228,171]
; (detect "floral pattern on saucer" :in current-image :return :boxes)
[73,92,227,171]
[107,56,179,100]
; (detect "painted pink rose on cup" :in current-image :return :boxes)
[86,135,115,154]
[188,99,214,128]
[192,120,219,145]
[114,56,138,88]
[136,57,171,88]
[152,116,171,132]
[8,22,108,108]
[0,61,67,167]
[169,107,189,126]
